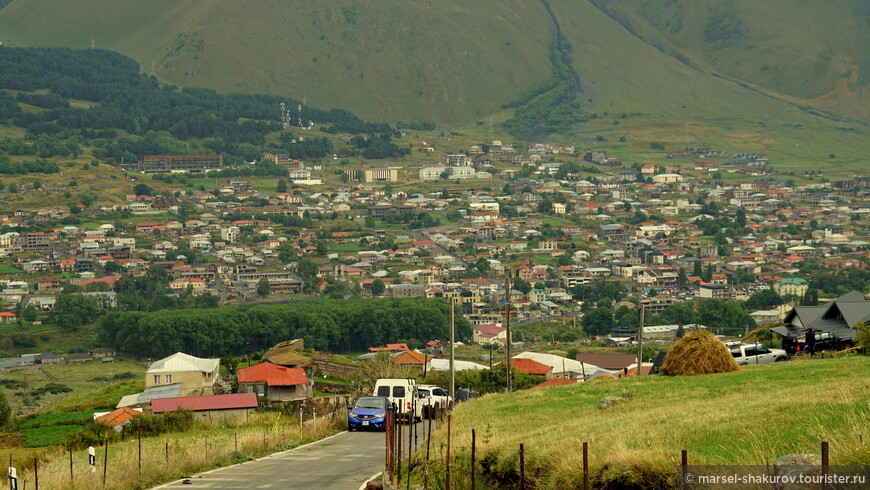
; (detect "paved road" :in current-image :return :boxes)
[156,419,436,490]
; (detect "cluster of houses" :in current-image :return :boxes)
[0,140,867,347]
[94,344,315,430]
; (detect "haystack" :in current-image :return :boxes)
[589,373,617,382]
[660,331,740,376]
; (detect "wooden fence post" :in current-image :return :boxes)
[583,441,589,490]
[519,443,524,490]
[102,441,109,487]
[821,441,829,490]
[471,429,476,490]
[397,412,403,488]
[446,414,452,490]
[681,449,688,490]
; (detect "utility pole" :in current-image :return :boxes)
[504,270,512,392]
[636,306,645,376]
[449,297,455,401]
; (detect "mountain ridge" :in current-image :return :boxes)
[0,0,867,128]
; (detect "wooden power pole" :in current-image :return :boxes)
[449,297,455,401]
[636,305,645,376]
[504,270,512,392]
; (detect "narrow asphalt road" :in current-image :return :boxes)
[156,419,436,490]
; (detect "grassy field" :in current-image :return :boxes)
[15,413,343,490]
[416,356,870,488]
[0,359,146,414]
[1,323,101,358]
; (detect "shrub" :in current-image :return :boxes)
[64,422,119,449]
[122,409,196,437]
[31,383,73,397]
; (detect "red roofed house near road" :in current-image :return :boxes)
[496,358,554,379]
[152,393,257,422]
[237,363,312,403]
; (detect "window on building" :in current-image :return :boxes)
[153,375,161,384]
[257,384,265,396]
[165,374,172,384]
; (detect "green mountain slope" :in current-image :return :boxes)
[586,0,870,121]
[0,0,553,124]
[0,0,867,128]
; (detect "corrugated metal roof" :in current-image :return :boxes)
[829,301,870,327]
[152,393,258,413]
[147,352,219,374]
[116,383,184,409]
[515,351,601,374]
[576,353,636,370]
[237,363,308,386]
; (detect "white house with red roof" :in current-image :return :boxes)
[472,322,508,345]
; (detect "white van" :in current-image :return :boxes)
[373,378,424,422]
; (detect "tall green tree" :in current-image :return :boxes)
[370,279,386,297]
[54,294,101,330]
[735,208,747,228]
[256,278,271,297]
[583,306,615,336]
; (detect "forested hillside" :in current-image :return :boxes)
[0,47,407,169]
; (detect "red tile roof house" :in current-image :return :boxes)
[152,393,258,422]
[94,407,142,432]
[368,343,410,352]
[237,363,312,403]
[496,358,554,379]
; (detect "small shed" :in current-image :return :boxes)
[237,363,311,402]
[152,393,257,422]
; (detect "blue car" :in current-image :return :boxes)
[347,396,392,431]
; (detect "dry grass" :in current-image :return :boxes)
[660,331,740,376]
[413,356,870,488]
[588,373,616,382]
[10,412,345,490]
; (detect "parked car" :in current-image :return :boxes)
[417,384,453,418]
[373,378,424,422]
[347,396,392,432]
[728,342,787,365]
[456,388,480,403]
[781,330,853,356]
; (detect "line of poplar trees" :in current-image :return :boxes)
[97,298,471,358]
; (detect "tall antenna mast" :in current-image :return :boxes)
[280,103,290,129]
